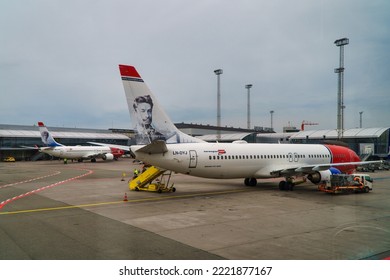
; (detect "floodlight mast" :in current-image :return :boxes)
[214,69,223,141]
[245,84,253,129]
[334,37,349,139]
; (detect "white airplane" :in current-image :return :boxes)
[120,64,381,190]
[38,122,124,162]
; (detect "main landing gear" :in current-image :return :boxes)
[244,177,305,190]
[244,177,257,186]
[278,176,306,191]
[278,180,294,191]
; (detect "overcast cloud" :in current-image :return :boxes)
[1,0,389,132]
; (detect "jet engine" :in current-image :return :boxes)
[102,153,114,160]
[307,167,341,184]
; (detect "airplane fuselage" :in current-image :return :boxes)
[132,142,360,179]
[41,146,116,160]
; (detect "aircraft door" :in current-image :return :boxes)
[189,150,197,168]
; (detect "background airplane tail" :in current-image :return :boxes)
[38,122,63,147]
[119,64,204,145]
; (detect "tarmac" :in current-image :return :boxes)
[1,158,390,260]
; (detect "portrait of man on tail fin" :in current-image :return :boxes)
[133,95,166,144]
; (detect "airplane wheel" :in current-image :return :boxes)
[244,178,250,186]
[249,178,257,186]
[279,181,286,190]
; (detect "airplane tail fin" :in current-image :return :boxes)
[119,64,204,145]
[38,122,63,147]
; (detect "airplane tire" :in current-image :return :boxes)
[279,181,286,190]
[249,178,257,186]
[244,178,250,186]
[284,181,292,191]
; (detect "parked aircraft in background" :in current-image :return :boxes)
[38,122,124,162]
[119,64,381,190]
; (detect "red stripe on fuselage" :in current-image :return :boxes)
[324,144,360,174]
[119,65,141,78]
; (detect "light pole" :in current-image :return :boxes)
[245,84,253,129]
[334,37,349,139]
[270,110,274,131]
[214,69,223,141]
[359,111,363,128]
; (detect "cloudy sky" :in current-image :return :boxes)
[1,0,389,132]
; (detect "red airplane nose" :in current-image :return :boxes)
[325,144,360,174]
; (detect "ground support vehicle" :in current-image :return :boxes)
[318,174,373,194]
[3,156,16,162]
[129,166,176,193]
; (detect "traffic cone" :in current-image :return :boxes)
[123,193,128,202]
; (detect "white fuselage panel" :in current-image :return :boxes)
[132,143,332,179]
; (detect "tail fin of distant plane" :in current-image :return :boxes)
[38,122,63,147]
[119,64,204,145]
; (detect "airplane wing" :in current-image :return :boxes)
[271,160,383,177]
[18,145,39,150]
[87,142,131,151]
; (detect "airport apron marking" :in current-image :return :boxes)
[0,169,93,210]
[0,188,252,215]
[0,171,61,189]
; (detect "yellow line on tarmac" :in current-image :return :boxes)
[0,188,251,215]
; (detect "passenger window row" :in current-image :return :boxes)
[208,154,330,160]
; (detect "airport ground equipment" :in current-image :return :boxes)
[3,156,15,162]
[318,173,373,194]
[129,166,176,193]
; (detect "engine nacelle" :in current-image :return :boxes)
[102,153,114,161]
[307,167,341,184]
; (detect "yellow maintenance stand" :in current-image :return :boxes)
[129,166,176,193]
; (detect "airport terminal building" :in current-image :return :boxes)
[1,123,389,161]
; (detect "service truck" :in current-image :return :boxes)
[318,173,373,194]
